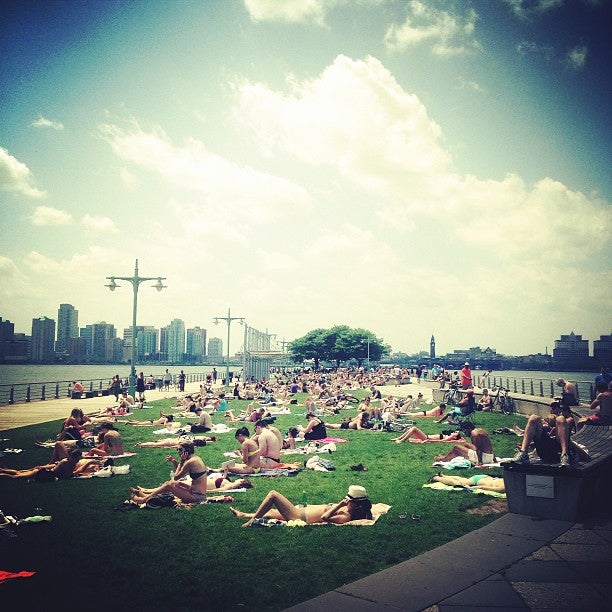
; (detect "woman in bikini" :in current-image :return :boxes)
[230,484,373,528]
[393,425,463,444]
[136,435,218,448]
[220,427,262,475]
[129,440,208,504]
[430,473,505,493]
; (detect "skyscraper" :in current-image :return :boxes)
[56,303,78,354]
[186,326,207,362]
[31,316,56,362]
[430,335,436,359]
[208,337,223,362]
[167,319,186,363]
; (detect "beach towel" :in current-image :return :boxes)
[248,468,301,477]
[432,457,472,470]
[248,503,391,527]
[422,482,506,498]
[153,427,182,435]
[0,570,36,584]
[314,437,348,444]
[211,424,235,434]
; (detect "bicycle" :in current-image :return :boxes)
[491,386,515,414]
[442,382,462,406]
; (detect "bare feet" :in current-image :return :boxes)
[229,506,250,519]
[242,519,253,528]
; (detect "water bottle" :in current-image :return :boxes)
[300,490,307,507]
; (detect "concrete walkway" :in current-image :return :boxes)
[286,512,612,611]
[0,382,207,431]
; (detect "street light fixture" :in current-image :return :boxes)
[105,259,167,397]
[213,308,244,388]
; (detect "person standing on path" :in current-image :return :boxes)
[460,362,472,389]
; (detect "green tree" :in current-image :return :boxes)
[289,326,389,368]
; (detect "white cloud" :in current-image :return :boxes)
[233,54,611,270]
[234,55,452,199]
[31,116,64,130]
[29,205,72,226]
[243,0,335,25]
[458,75,485,93]
[517,40,555,61]
[99,122,311,221]
[81,215,118,232]
[0,147,46,198]
[385,0,480,56]
[565,45,588,70]
[504,0,564,20]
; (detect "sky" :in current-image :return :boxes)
[1,0,610,359]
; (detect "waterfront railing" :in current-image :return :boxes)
[473,375,594,404]
[0,372,211,406]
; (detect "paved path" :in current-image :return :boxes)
[286,512,612,611]
[0,382,206,431]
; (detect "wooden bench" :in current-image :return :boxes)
[503,423,612,521]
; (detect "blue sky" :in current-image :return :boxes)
[1,0,610,357]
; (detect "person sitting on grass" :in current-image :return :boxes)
[129,440,207,504]
[218,427,262,475]
[429,473,505,493]
[393,425,463,444]
[299,412,328,440]
[478,389,492,411]
[229,484,373,527]
[50,422,124,457]
[0,447,83,481]
[433,421,496,467]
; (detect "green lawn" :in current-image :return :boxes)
[0,391,525,611]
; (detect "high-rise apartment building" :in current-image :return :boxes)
[593,333,612,365]
[208,337,223,361]
[56,303,79,354]
[83,322,116,362]
[159,326,169,361]
[167,319,185,363]
[186,326,207,362]
[31,316,56,362]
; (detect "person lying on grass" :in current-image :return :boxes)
[429,473,505,493]
[134,471,253,496]
[125,414,179,427]
[136,435,218,448]
[393,425,463,444]
[0,447,84,481]
[129,440,208,504]
[403,403,446,418]
[229,485,373,528]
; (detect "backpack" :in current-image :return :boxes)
[145,493,177,509]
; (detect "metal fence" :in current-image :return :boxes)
[473,375,595,404]
[0,372,211,406]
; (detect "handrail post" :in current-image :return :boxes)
[530,380,534,395]
[41,384,46,401]
[9,386,14,404]
[513,379,517,393]
[26,385,31,403]
[521,380,525,394]
[550,381,554,397]
[55,383,59,399]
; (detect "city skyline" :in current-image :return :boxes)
[1,303,610,363]
[1,1,610,357]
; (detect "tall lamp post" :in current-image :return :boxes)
[105,259,167,397]
[213,308,244,388]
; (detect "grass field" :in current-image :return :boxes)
[0,390,525,611]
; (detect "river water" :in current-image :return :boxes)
[0,364,598,387]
